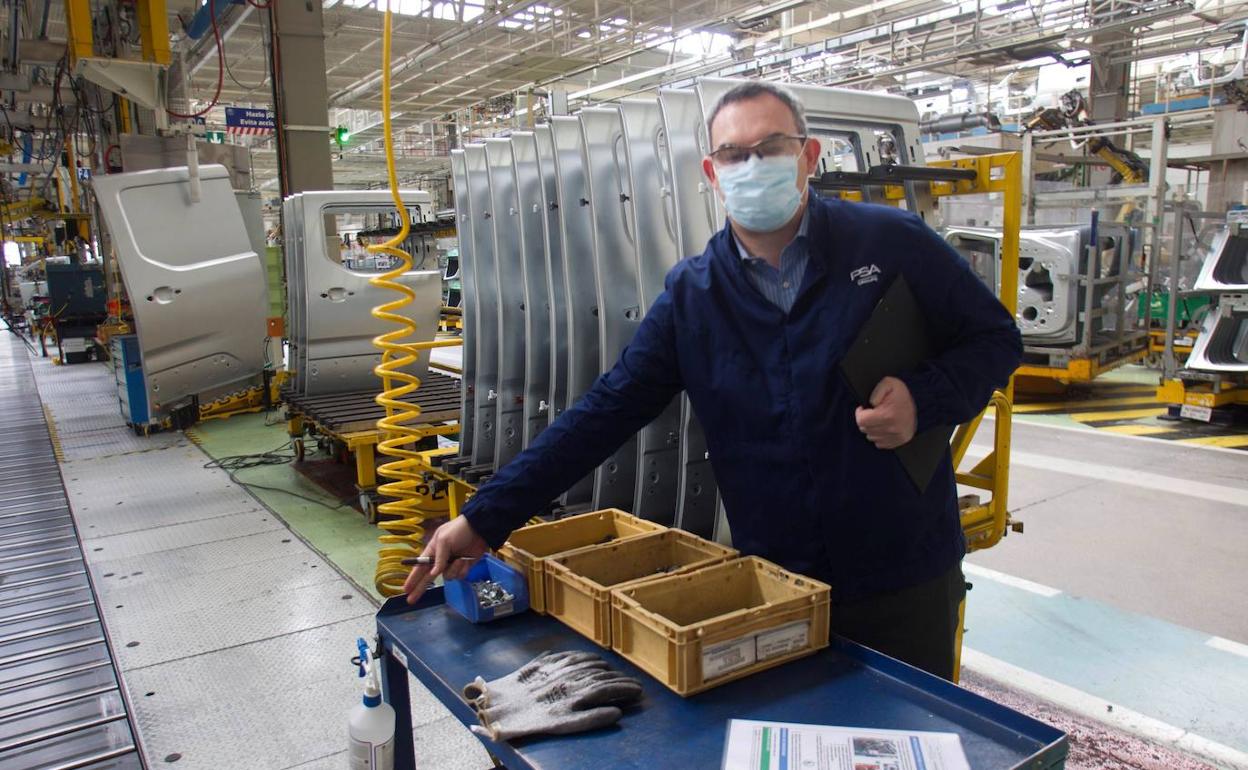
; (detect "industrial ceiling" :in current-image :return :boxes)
[15,0,1248,194]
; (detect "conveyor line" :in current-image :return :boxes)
[0,332,145,770]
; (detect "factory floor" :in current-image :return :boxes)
[9,329,1247,769]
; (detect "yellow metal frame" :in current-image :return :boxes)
[136,0,171,65]
[1015,348,1147,383]
[1148,328,1196,358]
[927,154,1021,555]
[951,392,1015,551]
[65,0,170,65]
[1156,379,1247,409]
[64,0,94,64]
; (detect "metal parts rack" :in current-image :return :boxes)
[1157,210,1248,421]
[283,368,463,516]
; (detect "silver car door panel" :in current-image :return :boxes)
[484,138,527,468]
[464,144,500,467]
[450,150,476,458]
[656,89,720,536]
[619,99,682,524]
[92,165,268,415]
[510,132,553,449]
[550,116,597,505]
[535,126,570,430]
[294,191,441,396]
[581,106,641,511]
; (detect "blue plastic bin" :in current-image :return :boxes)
[444,555,530,623]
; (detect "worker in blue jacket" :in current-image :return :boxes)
[404,80,1023,680]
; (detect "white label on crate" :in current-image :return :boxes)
[1180,404,1212,422]
[701,634,757,681]
[391,647,408,670]
[491,600,514,617]
[62,338,87,353]
[755,621,810,662]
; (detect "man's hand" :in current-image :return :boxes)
[854,376,918,450]
[402,515,489,605]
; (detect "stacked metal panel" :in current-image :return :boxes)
[282,191,443,396]
[450,77,935,533]
[1189,218,1248,372]
[452,92,711,530]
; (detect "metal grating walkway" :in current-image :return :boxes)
[0,331,145,770]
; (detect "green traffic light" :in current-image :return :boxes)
[335,126,351,145]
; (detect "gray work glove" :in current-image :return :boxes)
[462,651,612,705]
[462,651,644,742]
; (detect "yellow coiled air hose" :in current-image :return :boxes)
[368,1,446,596]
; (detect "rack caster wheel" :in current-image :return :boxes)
[359,492,378,523]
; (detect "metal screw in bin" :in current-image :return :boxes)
[473,580,515,609]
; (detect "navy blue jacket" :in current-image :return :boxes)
[464,195,1023,602]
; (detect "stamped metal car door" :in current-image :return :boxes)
[535,126,570,436]
[510,131,552,449]
[620,98,683,525]
[464,144,499,468]
[282,193,309,387]
[92,165,267,416]
[450,150,476,458]
[657,88,721,538]
[296,191,442,396]
[550,115,597,505]
[484,138,527,468]
[581,106,641,511]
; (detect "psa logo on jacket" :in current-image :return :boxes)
[850,264,882,285]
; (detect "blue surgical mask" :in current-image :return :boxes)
[715,154,803,233]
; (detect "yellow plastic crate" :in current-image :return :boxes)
[611,557,830,696]
[543,530,738,646]
[495,509,666,613]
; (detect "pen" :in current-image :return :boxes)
[400,556,479,566]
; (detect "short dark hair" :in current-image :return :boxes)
[705,80,808,147]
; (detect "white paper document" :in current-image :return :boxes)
[722,719,972,770]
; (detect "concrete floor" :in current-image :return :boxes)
[966,420,1248,642]
[961,419,1248,766]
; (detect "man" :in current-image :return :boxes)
[404,81,1022,681]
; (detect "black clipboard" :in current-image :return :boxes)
[840,274,953,493]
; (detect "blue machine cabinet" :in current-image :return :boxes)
[375,590,1068,770]
[112,334,152,431]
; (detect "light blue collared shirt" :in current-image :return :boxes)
[732,204,812,314]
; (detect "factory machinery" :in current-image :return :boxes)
[3,256,107,364]
[943,217,1149,381]
[359,76,1028,598]
[1157,209,1248,421]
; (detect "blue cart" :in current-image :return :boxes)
[376,591,1067,769]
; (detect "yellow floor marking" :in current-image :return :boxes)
[1069,407,1169,422]
[1099,424,1179,436]
[1176,434,1248,448]
[1016,396,1161,414]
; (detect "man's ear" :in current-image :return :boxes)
[801,136,822,179]
[702,156,719,195]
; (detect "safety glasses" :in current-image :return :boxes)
[709,134,807,167]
